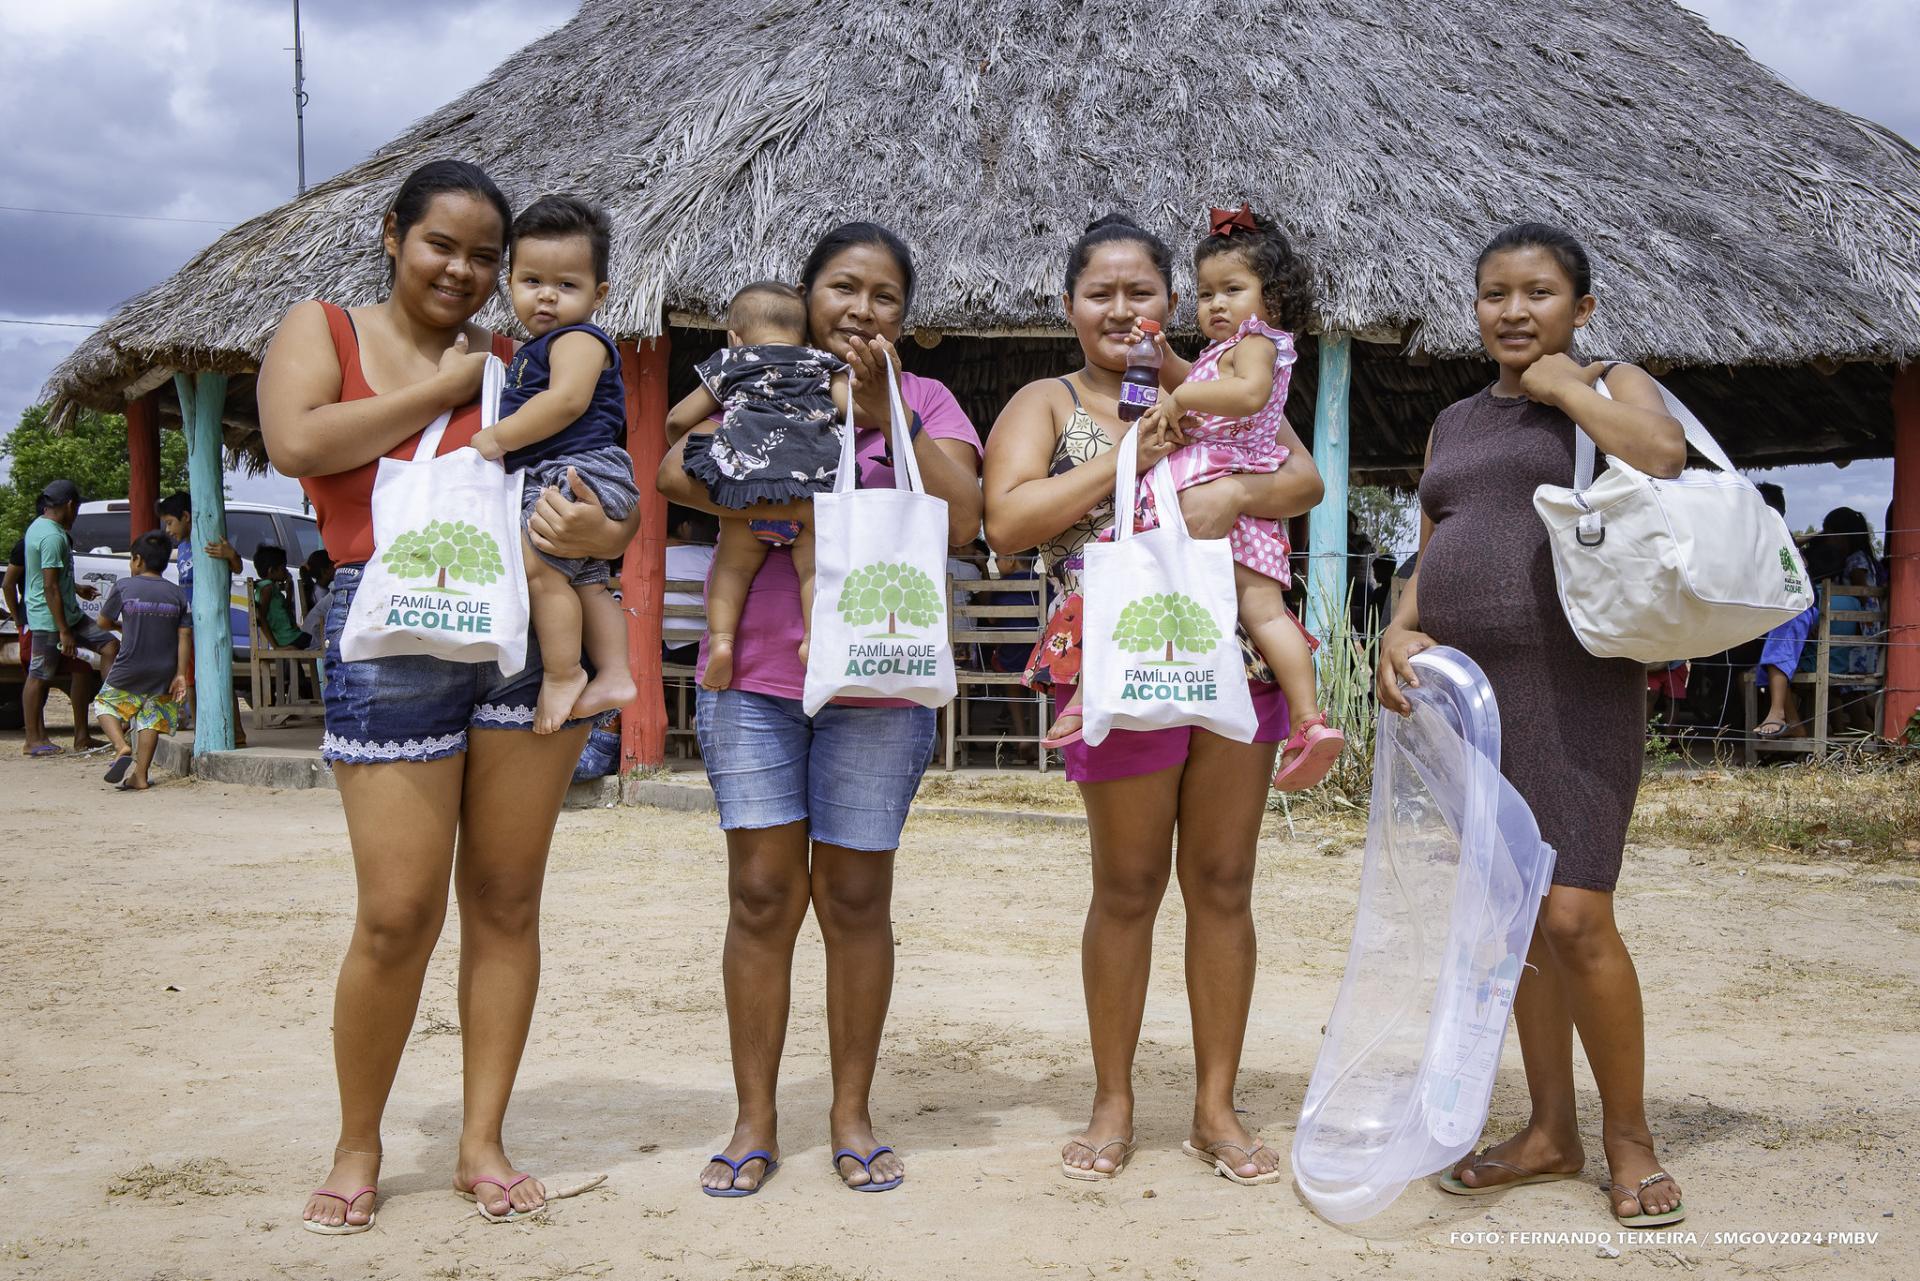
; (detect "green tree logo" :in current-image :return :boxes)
[838,561,943,636]
[380,520,506,592]
[1112,592,1222,663]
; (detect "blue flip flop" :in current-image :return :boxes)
[701,1150,777,1198]
[833,1145,903,1192]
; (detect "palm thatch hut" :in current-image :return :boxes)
[46,0,1920,759]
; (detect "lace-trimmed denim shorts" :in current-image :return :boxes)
[319,564,556,764]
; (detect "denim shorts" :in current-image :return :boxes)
[319,563,559,764]
[27,618,116,680]
[695,688,937,852]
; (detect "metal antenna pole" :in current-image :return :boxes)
[292,0,308,195]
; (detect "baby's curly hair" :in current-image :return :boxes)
[1193,208,1312,332]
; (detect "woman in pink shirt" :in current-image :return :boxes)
[657,223,983,1195]
[984,215,1324,1185]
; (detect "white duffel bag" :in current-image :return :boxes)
[1079,425,1256,747]
[1532,372,1812,662]
[340,354,529,672]
[801,354,957,715]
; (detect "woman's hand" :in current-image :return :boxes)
[528,468,637,561]
[435,332,490,409]
[1518,352,1605,409]
[1376,622,1439,715]
[1133,404,1185,473]
[843,333,898,428]
[1175,475,1248,540]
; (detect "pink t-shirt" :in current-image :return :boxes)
[695,370,981,704]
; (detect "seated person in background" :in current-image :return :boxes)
[1752,483,1816,740]
[663,510,718,666]
[303,549,336,629]
[250,544,311,650]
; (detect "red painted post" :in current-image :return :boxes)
[126,391,162,542]
[619,335,671,771]
[1886,365,1920,739]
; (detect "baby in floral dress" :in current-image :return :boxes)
[1046,205,1344,790]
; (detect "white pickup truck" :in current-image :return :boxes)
[2,499,322,726]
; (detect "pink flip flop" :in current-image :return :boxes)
[1041,711,1085,750]
[302,1184,377,1235]
[1272,713,1345,792]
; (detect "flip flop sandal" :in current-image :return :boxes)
[25,744,64,758]
[833,1145,904,1192]
[1610,1171,1686,1227]
[458,1172,607,1222]
[1754,719,1789,739]
[104,754,133,784]
[1042,714,1085,750]
[301,1184,377,1235]
[1060,1137,1135,1182]
[701,1151,778,1198]
[1182,1138,1285,1186]
[1272,714,1345,792]
[1437,1152,1582,1196]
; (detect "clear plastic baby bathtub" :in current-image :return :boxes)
[1291,646,1556,1223]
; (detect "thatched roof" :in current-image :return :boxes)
[46,0,1920,472]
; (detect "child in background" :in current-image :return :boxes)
[250,544,311,649]
[665,282,851,687]
[1044,205,1343,791]
[469,194,641,733]
[92,530,192,790]
[154,491,248,746]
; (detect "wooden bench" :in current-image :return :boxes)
[943,570,1050,771]
[1741,582,1888,762]
[246,578,323,730]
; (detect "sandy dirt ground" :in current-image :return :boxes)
[4,716,1918,1280]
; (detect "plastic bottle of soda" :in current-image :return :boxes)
[1117,319,1163,422]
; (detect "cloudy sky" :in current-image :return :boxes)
[1,0,1913,536]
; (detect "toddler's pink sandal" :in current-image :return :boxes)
[1272,713,1344,792]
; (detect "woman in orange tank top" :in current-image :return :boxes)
[258,161,640,1233]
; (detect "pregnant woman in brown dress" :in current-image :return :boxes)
[1377,224,1690,1227]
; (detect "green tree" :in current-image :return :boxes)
[837,561,942,635]
[380,519,506,591]
[0,404,189,553]
[1349,484,1419,558]
[1111,592,1223,662]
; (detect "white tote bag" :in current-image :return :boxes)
[801,356,957,715]
[1532,373,1812,662]
[1080,426,1256,747]
[340,354,529,673]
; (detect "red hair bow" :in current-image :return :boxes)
[1210,203,1258,237]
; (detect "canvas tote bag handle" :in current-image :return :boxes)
[830,352,920,494]
[408,352,506,462]
[1110,425,1192,545]
[1573,370,1738,490]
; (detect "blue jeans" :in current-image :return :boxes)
[695,688,937,852]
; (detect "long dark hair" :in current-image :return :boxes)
[383,159,512,279]
[1065,213,1173,297]
[799,221,916,312]
[1475,222,1593,296]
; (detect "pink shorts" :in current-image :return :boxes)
[1056,683,1290,783]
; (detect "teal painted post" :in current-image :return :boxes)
[175,372,234,755]
[1305,334,1352,653]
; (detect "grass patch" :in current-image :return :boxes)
[913,772,1079,812]
[1630,757,1920,861]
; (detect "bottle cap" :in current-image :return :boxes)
[1138,319,1162,335]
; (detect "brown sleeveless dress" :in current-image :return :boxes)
[1417,387,1643,892]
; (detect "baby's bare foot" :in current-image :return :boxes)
[535,667,591,734]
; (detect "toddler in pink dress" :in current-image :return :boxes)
[1048,204,1344,791]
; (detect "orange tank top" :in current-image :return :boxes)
[300,301,517,564]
